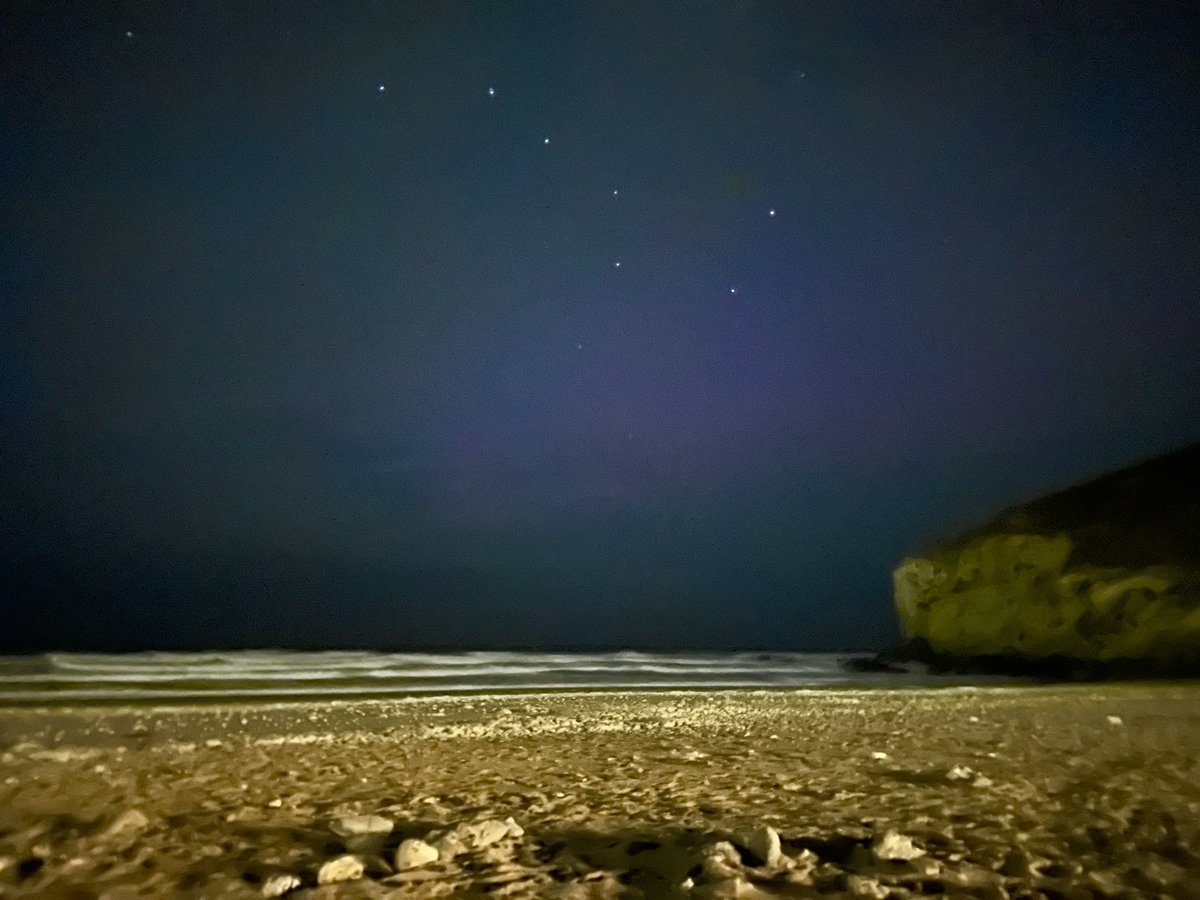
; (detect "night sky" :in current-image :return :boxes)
[3,3,1198,653]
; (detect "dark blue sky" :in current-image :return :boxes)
[3,2,1198,651]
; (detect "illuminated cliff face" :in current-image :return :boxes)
[892,444,1200,670]
[894,534,1200,665]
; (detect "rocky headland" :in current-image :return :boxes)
[891,442,1200,678]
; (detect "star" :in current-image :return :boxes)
[576,343,583,350]
[377,84,386,93]
[124,30,133,38]
[543,137,551,145]
[613,261,622,268]
[768,208,776,217]
[487,86,496,98]
[729,287,737,294]
[612,190,619,197]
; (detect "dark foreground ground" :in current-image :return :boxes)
[1,686,1198,898]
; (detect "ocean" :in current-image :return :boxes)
[0,650,1020,703]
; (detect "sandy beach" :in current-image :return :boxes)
[1,686,1199,898]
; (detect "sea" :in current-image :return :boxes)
[0,651,1020,704]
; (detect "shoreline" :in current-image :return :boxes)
[0,681,1045,710]
[2,686,1199,896]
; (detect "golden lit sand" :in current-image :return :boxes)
[1,686,1199,897]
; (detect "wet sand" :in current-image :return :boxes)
[1,686,1199,897]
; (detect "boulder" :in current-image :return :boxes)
[892,443,1200,676]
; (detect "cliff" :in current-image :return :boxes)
[891,443,1200,676]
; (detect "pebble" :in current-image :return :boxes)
[430,830,468,860]
[1107,715,1124,726]
[394,838,439,870]
[872,830,924,861]
[700,841,742,881]
[331,815,394,836]
[742,824,782,868]
[317,854,364,884]
[429,817,523,859]
[260,873,301,897]
[105,809,150,835]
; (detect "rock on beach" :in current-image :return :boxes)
[394,838,439,870]
[317,854,364,884]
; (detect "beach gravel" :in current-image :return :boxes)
[1,687,1199,896]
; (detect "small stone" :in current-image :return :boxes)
[260,873,302,897]
[873,830,924,861]
[429,830,468,860]
[788,848,819,877]
[394,838,439,870]
[317,855,364,884]
[971,774,993,788]
[1107,715,1124,725]
[429,818,523,858]
[471,819,512,847]
[743,825,782,868]
[869,751,889,760]
[502,816,524,838]
[105,809,150,835]
[267,798,283,808]
[205,739,223,748]
[700,841,743,881]
[946,765,975,781]
[331,815,394,837]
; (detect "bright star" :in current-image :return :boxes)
[729,287,737,295]
[614,261,622,268]
[543,137,551,145]
[377,84,386,92]
[487,86,496,97]
[768,208,776,217]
